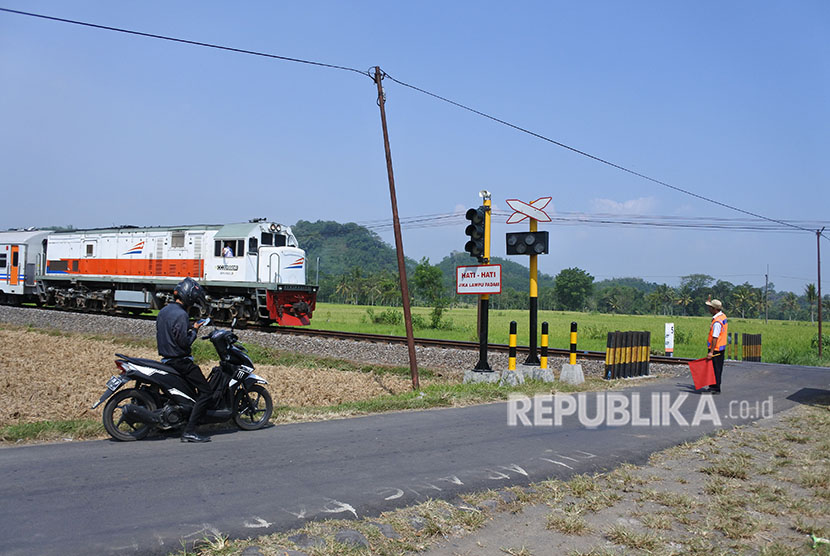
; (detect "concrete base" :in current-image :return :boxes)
[559,363,585,385]
[526,368,556,382]
[463,370,500,384]
[498,370,525,387]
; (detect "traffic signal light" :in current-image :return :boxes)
[465,206,487,262]
[506,231,549,255]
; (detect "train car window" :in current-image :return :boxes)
[214,241,222,257]
[13,252,18,266]
[0,254,6,268]
[275,234,286,247]
[236,240,245,257]
[171,232,185,249]
[260,232,273,246]
[85,244,94,257]
[248,237,258,253]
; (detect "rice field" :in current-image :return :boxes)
[309,302,826,365]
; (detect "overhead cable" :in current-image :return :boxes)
[0,8,370,78]
[1,8,821,236]
[380,72,816,235]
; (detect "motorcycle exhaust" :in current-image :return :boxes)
[121,403,160,424]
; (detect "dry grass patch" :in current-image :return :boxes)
[0,326,426,438]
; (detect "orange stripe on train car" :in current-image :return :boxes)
[55,259,205,278]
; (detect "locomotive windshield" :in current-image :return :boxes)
[260,232,287,247]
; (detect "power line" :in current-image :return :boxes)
[0,8,370,79]
[379,72,816,235]
[358,210,830,234]
[1,8,821,236]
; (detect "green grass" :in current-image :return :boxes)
[0,419,103,442]
[307,302,830,364]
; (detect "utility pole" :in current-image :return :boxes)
[373,66,419,389]
[764,265,769,324]
[819,228,825,359]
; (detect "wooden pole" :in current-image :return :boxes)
[818,228,824,358]
[373,67,419,389]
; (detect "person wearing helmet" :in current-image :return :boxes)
[156,277,212,443]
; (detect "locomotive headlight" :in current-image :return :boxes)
[269,223,277,232]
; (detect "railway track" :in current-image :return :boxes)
[265,325,691,365]
[12,304,690,365]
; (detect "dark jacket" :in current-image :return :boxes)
[156,302,197,359]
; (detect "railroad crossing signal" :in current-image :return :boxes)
[506,231,549,255]
[505,195,551,367]
[505,197,552,223]
[465,206,488,263]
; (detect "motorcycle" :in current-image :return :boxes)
[93,322,273,441]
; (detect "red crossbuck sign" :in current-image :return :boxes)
[505,197,552,223]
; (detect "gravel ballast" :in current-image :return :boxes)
[0,305,684,377]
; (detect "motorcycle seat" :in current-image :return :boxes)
[115,354,180,374]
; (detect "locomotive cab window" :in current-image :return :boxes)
[260,232,273,246]
[275,234,286,247]
[215,240,244,257]
[248,237,258,253]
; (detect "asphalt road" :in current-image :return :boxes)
[1,361,827,556]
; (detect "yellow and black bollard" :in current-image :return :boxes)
[508,321,517,370]
[569,322,578,365]
[540,321,549,369]
[605,331,616,379]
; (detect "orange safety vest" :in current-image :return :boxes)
[707,312,728,351]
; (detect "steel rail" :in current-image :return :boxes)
[265,325,691,365]
[13,304,690,365]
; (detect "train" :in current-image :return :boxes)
[0,219,317,326]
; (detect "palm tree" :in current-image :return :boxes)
[781,292,799,320]
[655,284,676,315]
[675,290,693,316]
[805,283,817,323]
[335,274,351,304]
[732,286,754,318]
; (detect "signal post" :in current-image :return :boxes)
[459,190,498,371]
[505,197,551,366]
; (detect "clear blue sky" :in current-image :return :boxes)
[2,1,828,294]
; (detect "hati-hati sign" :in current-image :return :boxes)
[456,264,502,295]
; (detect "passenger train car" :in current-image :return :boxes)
[0,220,317,326]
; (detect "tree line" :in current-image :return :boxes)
[296,220,825,321]
[316,259,827,322]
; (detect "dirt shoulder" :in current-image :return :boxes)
[417,399,830,556]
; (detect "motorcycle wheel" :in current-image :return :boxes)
[233,384,273,430]
[103,388,157,441]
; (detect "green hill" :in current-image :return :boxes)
[290,220,544,306]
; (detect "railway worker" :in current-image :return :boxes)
[156,277,212,443]
[222,243,234,257]
[705,298,728,394]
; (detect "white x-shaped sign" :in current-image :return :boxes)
[506,197,552,223]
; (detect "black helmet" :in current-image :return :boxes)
[174,277,207,309]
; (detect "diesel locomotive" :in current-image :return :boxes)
[0,219,317,325]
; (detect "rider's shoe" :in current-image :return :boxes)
[181,431,211,443]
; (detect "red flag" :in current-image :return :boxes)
[688,357,715,390]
